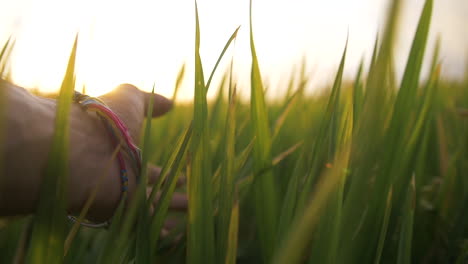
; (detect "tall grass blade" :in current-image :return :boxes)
[148,124,192,259]
[187,2,215,263]
[173,63,186,101]
[273,145,351,264]
[205,26,240,93]
[216,56,237,264]
[397,176,415,264]
[297,40,347,213]
[224,202,239,264]
[0,37,15,77]
[374,186,393,264]
[26,35,78,263]
[135,86,156,263]
[249,0,278,261]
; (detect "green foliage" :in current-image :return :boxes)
[249,0,278,261]
[1,0,468,263]
[26,35,78,263]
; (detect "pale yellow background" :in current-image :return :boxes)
[0,0,466,101]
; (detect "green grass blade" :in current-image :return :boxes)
[273,145,350,264]
[216,57,237,264]
[249,0,279,260]
[224,202,239,264]
[187,2,215,263]
[173,63,186,101]
[205,26,240,93]
[272,89,300,141]
[148,124,192,259]
[26,35,78,263]
[297,40,347,214]
[339,0,403,261]
[374,186,393,264]
[135,85,156,263]
[0,36,14,77]
[352,59,364,126]
[397,177,415,264]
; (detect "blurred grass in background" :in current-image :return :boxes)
[1,0,468,263]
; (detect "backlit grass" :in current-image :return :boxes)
[1,0,468,263]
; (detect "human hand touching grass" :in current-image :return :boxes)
[0,80,187,226]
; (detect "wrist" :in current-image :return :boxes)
[67,95,138,223]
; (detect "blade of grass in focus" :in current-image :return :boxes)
[249,0,278,261]
[26,35,78,263]
[148,123,192,260]
[135,86,156,263]
[187,2,215,263]
[216,56,237,264]
[205,26,240,92]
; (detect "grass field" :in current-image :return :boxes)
[1,0,468,263]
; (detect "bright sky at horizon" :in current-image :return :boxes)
[0,0,466,101]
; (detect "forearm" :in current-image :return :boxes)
[0,80,132,221]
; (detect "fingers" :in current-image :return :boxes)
[143,92,173,118]
[111,83,173,117]
[166,193,187,211]
[99,83,172,121]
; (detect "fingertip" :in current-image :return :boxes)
[146,93,173,117]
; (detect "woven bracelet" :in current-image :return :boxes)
[68,91,142,228]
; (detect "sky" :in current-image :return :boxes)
[0,0,466,101]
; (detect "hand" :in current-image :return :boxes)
[1,81,187,227]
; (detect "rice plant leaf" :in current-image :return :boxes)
[224,202,239,264]
[397,177,415,264]
[173,63,186,101]
[374,186,393,264]
[216,56,237,264]
[272,89,300,141]
[352,60,364,126]
[187,2,215,263]
[273,145,350,264]
[135,85,156,263]
[297,40,347,214]
[205,26,240,93]
[249,0,278,261]
[148,124,192,259]
[26,35,78,264]
[0,36,15,76]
